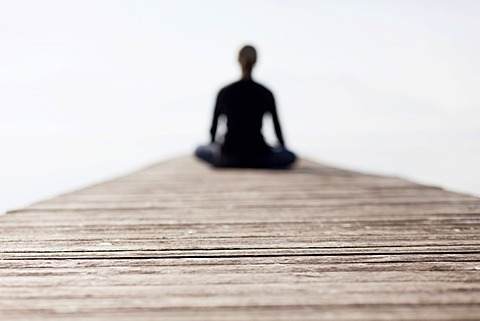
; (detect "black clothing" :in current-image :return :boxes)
[197,78,295,169]
[196,143,295,169]
[210,79,285,156]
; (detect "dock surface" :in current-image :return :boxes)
[1,157,480,320]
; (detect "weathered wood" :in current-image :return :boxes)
[1,157,479,320]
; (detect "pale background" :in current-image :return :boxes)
[1,0,480,213]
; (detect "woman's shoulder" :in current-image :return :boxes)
[252,81,273,94]
[221,79,272,94]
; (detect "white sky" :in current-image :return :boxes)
[1,0,480,211]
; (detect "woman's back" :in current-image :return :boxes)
[215,79,274,155]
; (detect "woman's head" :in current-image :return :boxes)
[238,45,257,75]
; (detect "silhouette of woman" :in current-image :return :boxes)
[195,45,296,168]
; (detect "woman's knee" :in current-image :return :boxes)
[195,145,213,163]
[195,144,223,166]
[195,145,206,159]
[285,150,296,164]
[277,148,296,165]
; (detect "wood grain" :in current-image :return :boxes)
[1,157,479,320]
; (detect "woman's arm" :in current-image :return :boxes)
[269,94,285,146]
[210,91,223,143]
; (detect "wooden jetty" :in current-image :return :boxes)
[1,156,480,320]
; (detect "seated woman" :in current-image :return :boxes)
[195,45,296,168]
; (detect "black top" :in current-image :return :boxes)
[210,79,285,155]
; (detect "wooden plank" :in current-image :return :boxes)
[1,156,479,320]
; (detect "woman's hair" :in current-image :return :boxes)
[238,45,257,71]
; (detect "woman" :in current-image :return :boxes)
[195,45,296,168]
